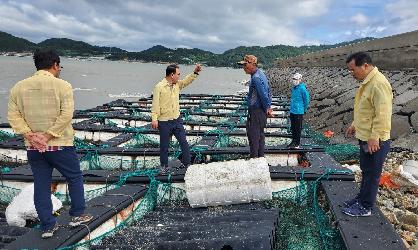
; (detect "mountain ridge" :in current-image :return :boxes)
[0,31,375,68]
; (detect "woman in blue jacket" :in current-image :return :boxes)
[288,73,310,148]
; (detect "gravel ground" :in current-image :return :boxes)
[348,151,418,249]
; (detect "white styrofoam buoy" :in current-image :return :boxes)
[6,184,62,227]
[399,160,418,187]
[185,157,272,208]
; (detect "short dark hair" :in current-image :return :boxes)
[346,52,373,66]
[166,64,179,76]
[33,50,60,70]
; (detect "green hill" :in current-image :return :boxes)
[0,32,126,56]
[106,45,215,64]
[107,38,375,68]
[38,38,126,56]
[205,45,329,68]
[0,30,374,68]
[204,37,375,68]
[0,31,37,52]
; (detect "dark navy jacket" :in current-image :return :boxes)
[247,69,272,111]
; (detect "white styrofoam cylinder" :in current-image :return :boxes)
[265,154,299,167]
[6,184,62,227]
[185,157,272,208]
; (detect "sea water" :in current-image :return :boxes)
[0,56,247,122]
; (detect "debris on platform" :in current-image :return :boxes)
[6,184,62,227]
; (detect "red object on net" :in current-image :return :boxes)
[323,130,334,138]
[379,172,400,189]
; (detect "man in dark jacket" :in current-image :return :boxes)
[238,55,273,158]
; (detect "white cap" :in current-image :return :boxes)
[292,73,302,80]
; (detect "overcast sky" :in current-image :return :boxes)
[0,0,417,53]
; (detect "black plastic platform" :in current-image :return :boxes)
[1,156,354,184]
[321,180,406,250]
[92,203,279,250]
[0,205,30,249]
[6,184,147,250]
[75,146,325,156]
[270,165,354,181]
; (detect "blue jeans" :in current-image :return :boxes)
[358,140,391,209]
[27,146,86,231]
[158,117,191,166]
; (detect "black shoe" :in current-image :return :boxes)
[342,202,371,217]
[176,163,190,171]
[287,141,296,148]
[343,196,360,207]
[160,165,172,174]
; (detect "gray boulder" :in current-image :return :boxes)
[394,90,418,105]
[411,113,418,132]
[392,133,418,152]
[333,101,353,116]
[389,72,404,82]
[391,115,411,139]
[393,105,403,114]
[402,160,418,180]
[400,97,418,115]
[317,98,336,108]
[343,112,354,125]
[336,88,356,105]
[396,81,413,94]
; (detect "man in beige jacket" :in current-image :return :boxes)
[8,50,92,238]
[343,52,392,217]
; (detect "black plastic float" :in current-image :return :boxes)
[1,160,353,184]
[0,141,324,155]
[92,203,279,250]
[6,184,147,250]
[0,208,29,249]
[0,93,408,249]
[2,123,298,137]
[321,180,406,250]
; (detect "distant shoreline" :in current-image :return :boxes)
[0,53,238,69]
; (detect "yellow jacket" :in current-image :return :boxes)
[151,73,197,121]
[353,67,393,141]
[8,70,75,146]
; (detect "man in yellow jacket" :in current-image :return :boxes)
[151,64,202,171]
[343,52,393,217]
[8,50,92,238]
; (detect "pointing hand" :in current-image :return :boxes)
[194,64,202,74]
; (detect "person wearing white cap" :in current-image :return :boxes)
[237,55,273,158]
[288,72,310,148]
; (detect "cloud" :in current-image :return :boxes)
[0,0,335,52]
[385,0,418,34]
[350,13,368,26]
[353,26,387,37]
[316,0,417,45]
[0,0,416,52]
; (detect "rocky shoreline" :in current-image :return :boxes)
[364,151,417,249]
[265,67,418,151]
[266,66,418,248]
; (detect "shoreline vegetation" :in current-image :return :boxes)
[0,31,374,68]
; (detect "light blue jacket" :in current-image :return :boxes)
[290,82,310,114]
